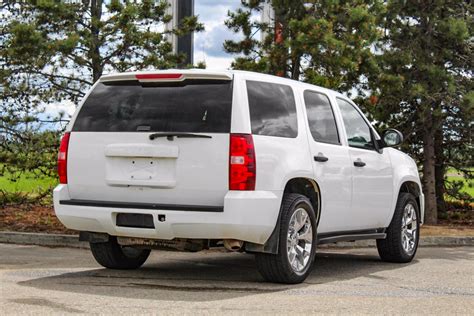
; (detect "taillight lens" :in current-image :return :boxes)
[135,73,183,80]
[229,134,256,190]
[57,132,70,184]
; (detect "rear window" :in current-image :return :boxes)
[246,80,298,138]
[72,80,233,133]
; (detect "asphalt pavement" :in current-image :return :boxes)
[1,244,473,314]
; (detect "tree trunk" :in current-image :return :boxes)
[423,129,438,224]
[90,0,103,83]
[272,18,286,77]
[434,129,446,214]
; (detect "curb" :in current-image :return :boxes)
[0,231,89,249]
[1,231,473,249]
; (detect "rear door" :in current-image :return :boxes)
[67,73,233,207]
[301,90,353,233]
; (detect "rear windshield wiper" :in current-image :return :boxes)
[149,132,212,141]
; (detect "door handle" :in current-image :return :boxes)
[314,154,329,162]
[354,160,366,167]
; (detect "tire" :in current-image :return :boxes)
[89,236,151,269]
[255,193,317,284]
[377,192,420,263]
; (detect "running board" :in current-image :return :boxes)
[317,229,386,245]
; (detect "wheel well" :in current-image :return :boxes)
[245,177,321,254]
[283,178,321,225]
[399,181,421,211]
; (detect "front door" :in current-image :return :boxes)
[336,98,393,230]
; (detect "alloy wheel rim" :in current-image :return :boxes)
[401,203,417,254]
[287,207,313,273]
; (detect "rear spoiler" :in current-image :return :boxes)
[100,71,232,83]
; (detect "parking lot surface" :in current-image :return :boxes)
[1,244,473,314]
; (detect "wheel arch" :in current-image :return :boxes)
[384,177,424,227]
[245,177,321,254]
[398,180,423,223]
[283,177,321,225]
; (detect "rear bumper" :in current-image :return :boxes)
[53,185,281,244]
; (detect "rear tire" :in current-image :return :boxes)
[89,236,151,269]
[377,192,420,263]
[255,193,317,284]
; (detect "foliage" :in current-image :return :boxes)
[224,0,384,95]
[1,0,203,102]
[0,189,52,207]
[365,0,473,223]
[446,175,473,203]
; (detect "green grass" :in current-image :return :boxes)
[446,175,474,198]
[0,172,57,193]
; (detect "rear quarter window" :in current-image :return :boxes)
[246,80,298,138]
[72,80,233,133]
[303,90,340,145]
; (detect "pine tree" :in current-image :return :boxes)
[367,0,473,223]
[0,0,203,182]
[224,0,384,95]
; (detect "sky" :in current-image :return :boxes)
[194,0,242,69]
[44,0,243,119]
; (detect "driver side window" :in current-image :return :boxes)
[337,98,375,150]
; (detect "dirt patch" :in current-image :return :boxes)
[422,225,474,236]
[0,204,75,234]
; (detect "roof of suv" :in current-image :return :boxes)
[99,68,345,100]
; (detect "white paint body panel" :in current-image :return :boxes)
[54,69,425,245]
[347,147,394,229]
[386,148,425,225]
[67,132,229,206]
[54,184,280,244]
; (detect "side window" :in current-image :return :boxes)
[337,98,375,150]
[303,91,340,144]
[247,80,298,138]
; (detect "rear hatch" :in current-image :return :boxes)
[66,72,233,207]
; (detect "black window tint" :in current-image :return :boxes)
[73,81,233,132]
[247,80,297,138]
[303,91,340,144]
[337,98,374,150]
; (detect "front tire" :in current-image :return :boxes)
[377,192,420,263]
[89,236,151,269]
[255,193,317,284]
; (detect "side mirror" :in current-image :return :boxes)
[382,129,403,147]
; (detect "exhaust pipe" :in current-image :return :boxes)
[223,239,243,252]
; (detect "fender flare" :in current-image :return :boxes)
[246,177,321,254]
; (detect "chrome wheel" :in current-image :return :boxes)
[287,207,313,273]
[401,203,418,254]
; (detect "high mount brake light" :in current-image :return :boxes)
[229,134,256,191]
[135,73,183,80]
[58,132,70,184]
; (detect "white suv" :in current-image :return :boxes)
[54,69,424,284]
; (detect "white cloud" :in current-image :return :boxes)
[42,100,76,118]
[195,50,234,69]
[194,0,242,69]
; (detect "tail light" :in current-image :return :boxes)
[229,134,256,190]
[57,132,70,184]
[135,73,183,80]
